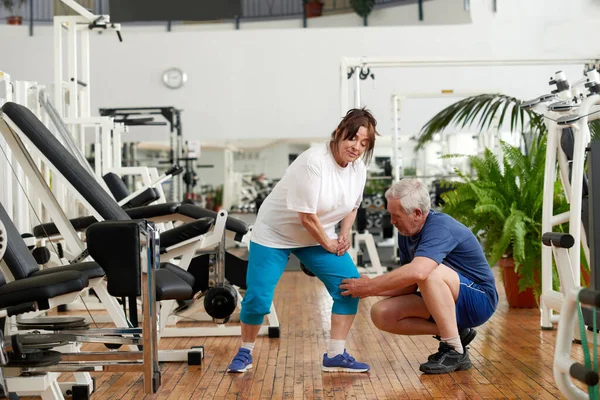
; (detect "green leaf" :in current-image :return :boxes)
[417,94,542,150]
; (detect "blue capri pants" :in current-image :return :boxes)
[240,241,361,325]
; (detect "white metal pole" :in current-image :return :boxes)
[79,27,90,164]
[54,17,64,118]
[340,59,349,117]
[354,68,361,108]
[0,72,13,223]
[540,117,559,328]
[342,57,598,69]
[392,95,400,182]
[392,94,400,263]
[67,20,78,120]
[13,81,29,233]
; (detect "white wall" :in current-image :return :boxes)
[1,0,600,152]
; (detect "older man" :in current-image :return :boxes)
[340,178,498,374]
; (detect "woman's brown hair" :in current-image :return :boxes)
[330,108,379,165]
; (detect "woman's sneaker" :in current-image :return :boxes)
[322,350,370,373]
[227,348,253,373]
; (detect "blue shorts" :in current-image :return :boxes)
[240,241,361,325]
[418,272,496,330]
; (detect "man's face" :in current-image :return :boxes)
[387,198,423,236]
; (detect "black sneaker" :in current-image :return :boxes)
[420,342,472,374]
[430,328,476,361]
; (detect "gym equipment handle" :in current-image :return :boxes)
[541,232,575,248]
[7,302,37,317]
[579,288,600,307]
[569,362,599,386]
[165,165,184,176]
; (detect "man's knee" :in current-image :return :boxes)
[370,300,393,329]
[418,264,460,298]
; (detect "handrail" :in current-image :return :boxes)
[0,0,426,28]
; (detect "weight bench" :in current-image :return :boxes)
[0,213,176,397]
[0,102,219,361]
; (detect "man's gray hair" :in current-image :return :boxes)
[385,178,431,214]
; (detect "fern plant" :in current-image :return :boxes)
[440,135,556,293]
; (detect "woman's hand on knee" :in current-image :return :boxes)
[336,236,351,256]
[323,238,340,254]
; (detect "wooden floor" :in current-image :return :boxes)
[34,270,589,399]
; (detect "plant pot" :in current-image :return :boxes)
[580,264,591,287]
[7,16,22,25]
[305,2,323,18]
[498,257,537,308]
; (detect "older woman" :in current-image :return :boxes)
[227,108,379,373]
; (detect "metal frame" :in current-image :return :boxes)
[538,90,597,329]
[340,57,600,117]
[2,223,162,396]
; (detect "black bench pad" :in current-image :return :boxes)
[33,216,97,238]
[125,203,181,219]
[0,271,88,309]
[177,204,249,235]
[155,269,193,301]
[123,187,160,209]
[159,218,214,252]
[161,263,195,287]
[30,262,105,280]
[32,203,182,238]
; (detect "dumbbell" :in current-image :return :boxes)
[373,195,385,209]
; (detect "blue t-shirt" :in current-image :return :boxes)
[398,210,498,304]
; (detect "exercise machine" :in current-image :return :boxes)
[98,106,186,202]
[524,68,600,329]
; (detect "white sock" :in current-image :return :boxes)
[327,339,346,358]
[241,342,255,353]
[441,336,463,354]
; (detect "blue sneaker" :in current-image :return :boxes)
[227,348,253,373]
[322,350,370,373]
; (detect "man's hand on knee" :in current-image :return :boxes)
[339,275,373,298]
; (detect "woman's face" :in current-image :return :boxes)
[335,126,370,167]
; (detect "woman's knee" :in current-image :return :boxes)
[241,288,275,317]
[331,296,359,315]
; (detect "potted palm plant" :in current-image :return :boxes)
[305,0,324,18]
[350,0,375,26]
[1,0,26,25]
[417,94,571,307]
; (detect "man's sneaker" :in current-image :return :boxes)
[227,348,253,373]
[419,342,472,374]
[430,328,476,361]
[322,350,370,373]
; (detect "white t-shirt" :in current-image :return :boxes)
[251,142,367,248]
